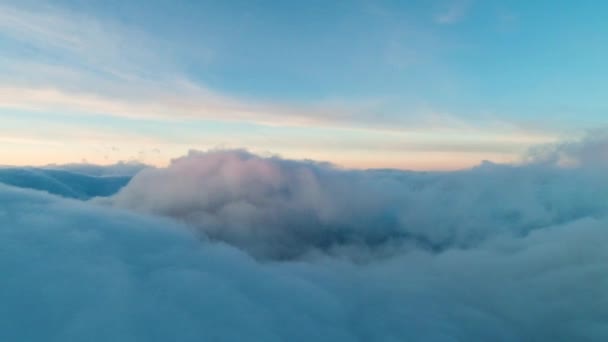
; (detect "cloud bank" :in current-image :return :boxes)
[0,167,132,199]
[102,147,608,260]
[2,134,608,341]
[43,161,149,177]
[1,181,607,341]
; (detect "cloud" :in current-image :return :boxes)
[43,161,149,177]
[0,2,559,144]
[434,0,472,24]
[98,136,608,260]
[1,165,608,341]
[0,3,314,128]
[0,1,566,173]
[0,2,170,79]
[524,129,608,168]
[0,3,358,128]
[0,167,133,199]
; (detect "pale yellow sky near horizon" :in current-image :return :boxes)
[0,136,542,171]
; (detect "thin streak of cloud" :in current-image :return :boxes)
[434,0,472,25]
[0,2,471,133]
[0,82,545,137]
[0,0,562,163]
[0,2,168,78]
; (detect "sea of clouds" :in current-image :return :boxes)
[1,133,608,341]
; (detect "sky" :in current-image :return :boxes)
[0,0,607,169]
[1,2,608,338]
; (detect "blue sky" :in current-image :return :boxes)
[0,0,606,169]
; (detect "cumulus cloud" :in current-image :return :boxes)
[102,147,608,260]
[1,181,607,341]
[3,133,608,341]
[524,129,608,168]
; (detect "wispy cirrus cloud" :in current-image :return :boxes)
[0,2,171,77]
[0,1,570,170]
[0,3,333,128]
[434,0,472,24]
[0,2,530,134]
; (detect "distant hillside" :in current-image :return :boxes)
[0,168,132,199]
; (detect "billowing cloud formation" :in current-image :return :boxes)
[102,148,608,260]
[1,182,607,341]
[3,134,608,340]
[525,130,608,168]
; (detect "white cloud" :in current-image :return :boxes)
[99,132,608,260]
[434,0,472,24]
[0,3,335,127]
[1,169,608,340]
[2,134,608,340]
[0,2,167,78]
[524,129,608,167]
[0,2,556,143]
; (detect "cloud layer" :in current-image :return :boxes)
[0,167,131,199]
[2,135,608,341]
[1,180,607,341]
[102,148,608,260]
